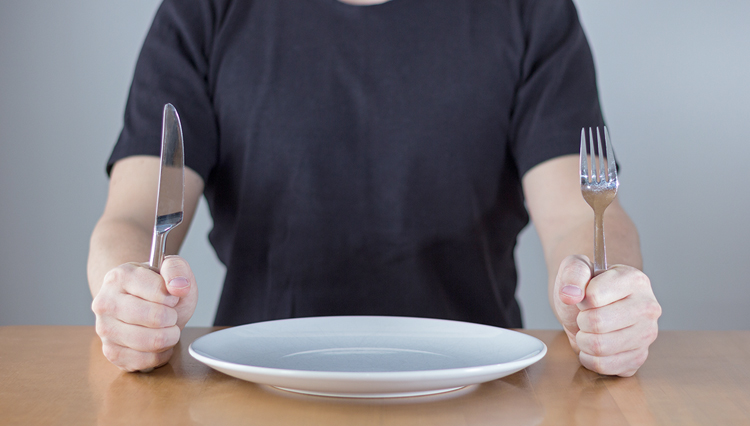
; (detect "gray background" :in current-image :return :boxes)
[1,0,748,329]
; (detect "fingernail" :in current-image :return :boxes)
[562,285,582,297]
[168,277,189,289]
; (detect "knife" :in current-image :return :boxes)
[148,103,185,272]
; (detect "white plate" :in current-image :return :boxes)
[189,316,546,398]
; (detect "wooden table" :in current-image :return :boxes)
[1,327,748,425]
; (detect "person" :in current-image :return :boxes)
[88,0,661,376]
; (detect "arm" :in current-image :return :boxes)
[87,155,205,371]
[522,154,661,377]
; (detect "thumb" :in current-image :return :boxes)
[552,255,593,337]
[556,255,592,306]
[160,255,199,328]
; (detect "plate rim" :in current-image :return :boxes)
[188,315,547,381]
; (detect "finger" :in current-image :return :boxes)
[576,320,659,358]
[118,294,179,328]
[556,255,592,306]
[96,316,181,353]
[578,293,662,335]
[578,265,652,310]
[92,290,178,328]
[577,294,661,334]
[101,342,174,372]
[105,263,179,306]
[578,347,650,377]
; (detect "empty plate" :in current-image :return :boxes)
[189,316,546,398]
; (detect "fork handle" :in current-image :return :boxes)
[593,210,607,276]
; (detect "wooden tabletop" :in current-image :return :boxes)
[1,326,748,426]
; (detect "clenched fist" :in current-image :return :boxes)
[91,256,198,372]
[552,255,661,377]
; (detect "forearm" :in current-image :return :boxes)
[88,158,203,298]
[523,156,658,375]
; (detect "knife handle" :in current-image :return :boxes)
[148,230,169,272]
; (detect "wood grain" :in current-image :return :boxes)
[1,327,748,425]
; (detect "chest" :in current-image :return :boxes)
[204,0,526,220]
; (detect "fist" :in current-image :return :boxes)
[91,256,198,372]
[553,255,661,377]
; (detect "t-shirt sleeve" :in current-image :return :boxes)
[107,0,220,182]
[509,0,605,177]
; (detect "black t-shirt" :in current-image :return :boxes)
[109,0,604,328]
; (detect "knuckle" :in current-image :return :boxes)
[151,333,168,352]
[587,334,606,357]
[584,290,601,308]
[127,264,154,282]
[635,272,652,290]
[103,264,138,288]
[647,300,663,320]
[148,306,176,328]
[587,310,604,334]
[582,352,604,374]
[95,320,113,339]
[146,305,163,327]
[130,262,152,277]
[149,328,179,352]
[102,267,124,287]
[101,343,123,363]
[155,308,171,328]
[91,296,109,316]
[611,349,649,377]
[128,273,168,304]
[621,268,651,293]
[595,356,620,376]
[576,312,588,332]
[167,308,178,326]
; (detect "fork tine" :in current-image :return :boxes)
[596,127,606,183]
[579,126,619,276]
[604,126,617,181]
[580,128,588,183]
[588,127,596,182]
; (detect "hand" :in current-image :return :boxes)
[552,255,661,377]
[91,256,198,372]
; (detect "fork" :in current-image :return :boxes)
[580,126,619,276]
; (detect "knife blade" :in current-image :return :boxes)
[148,103,185,272]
